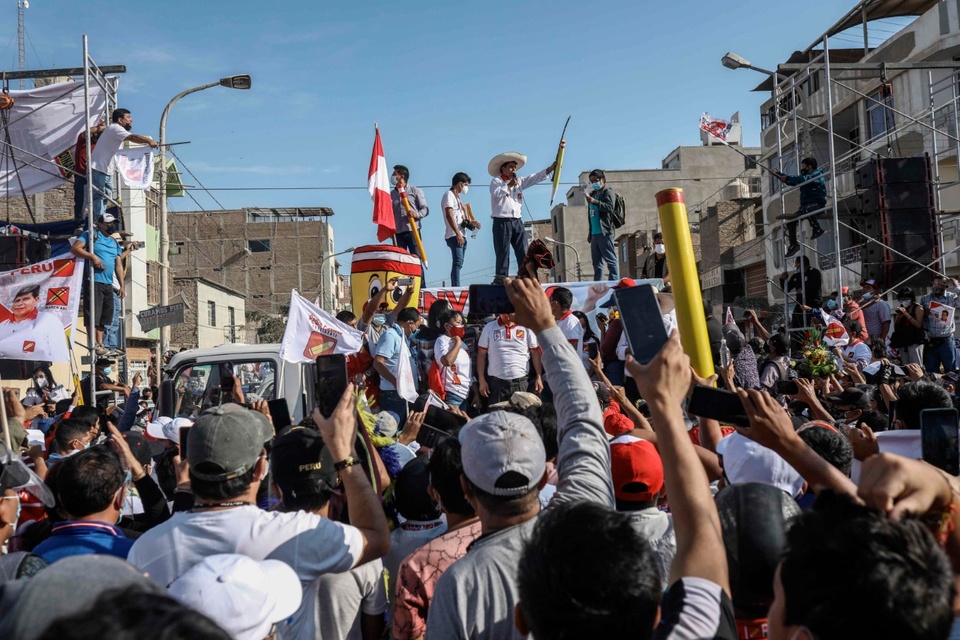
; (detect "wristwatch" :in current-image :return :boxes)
[334,456,360,472]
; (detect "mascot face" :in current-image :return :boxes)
[350,245,422,314]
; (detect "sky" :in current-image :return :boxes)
[0,0,916,288]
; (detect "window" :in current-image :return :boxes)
[248,239,271,253]
[865,89,895,141]
[146,261,161,306]
[208,301,217,326]
[228,306,236,326]
[620,243,628,262]
[172,360,277,417]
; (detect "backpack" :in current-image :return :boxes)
[610,193,626,229]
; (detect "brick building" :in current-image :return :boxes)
[168,207,339,315]
[698,191,768,305]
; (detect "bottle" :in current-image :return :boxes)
[720,337,731,369]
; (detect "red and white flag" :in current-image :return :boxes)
[699,113,734,144]
[279,290,364,363]
[725,306,735,325]
[368,126,394,242]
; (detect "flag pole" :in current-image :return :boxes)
[549,116,570,207]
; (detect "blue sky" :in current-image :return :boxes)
[0,0,915,287]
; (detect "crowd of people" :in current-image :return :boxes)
[3,257,960,640]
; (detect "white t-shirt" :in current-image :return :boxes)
[434,334,472,399]
[556,311,583,351]
[126,505,364,588]
[478,318,539,380]
[441,190,466,240]
[90,123,130,173]
[842,339,873,368]
[287,558,388,640]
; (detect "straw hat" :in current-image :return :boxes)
[488,152,527,178]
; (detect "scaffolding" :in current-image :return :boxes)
[0,37,128,399]
[756,1,960,350]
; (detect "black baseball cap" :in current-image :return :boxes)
[269,427,339,498]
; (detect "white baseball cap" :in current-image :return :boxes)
[168,554,302,640]
[145,416,192,444]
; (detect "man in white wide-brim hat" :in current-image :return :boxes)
[488,152,556,282]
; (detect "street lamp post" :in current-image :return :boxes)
[157,75,250,377]
[544,237,582,282]
[319,247,356,311]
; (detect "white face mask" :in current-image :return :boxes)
[390,176,398,187]
[460,185,469,195]
[654,243,665,254]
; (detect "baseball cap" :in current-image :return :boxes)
[612,277,636,289]
[722,323,745,353]
[187,404,274,482]
[374,411,399,438]
[168,554,302,640]
[859,278,877,288]
[96,213,116,223]
[490,391,542,411]
[716,432,805,497]
[145,416,191,444]
[824,387,872,411]
[459,411,546,497]
[610,435,664,502]
[120,431,163,466]
[270,426,339,499]
[592,381,611,407]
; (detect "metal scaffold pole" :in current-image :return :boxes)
[822,37,844,309]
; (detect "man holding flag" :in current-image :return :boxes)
[390,165,429,262]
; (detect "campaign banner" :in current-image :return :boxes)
[280,289,364,363]
[0,256,85,362]
[0,81,107,197]
[929,300,955,335]
[421,279,664,335]
[115,147,155,191]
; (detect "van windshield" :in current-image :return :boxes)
[172,360,277,418]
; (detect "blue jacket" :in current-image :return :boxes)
[32,521,134,564]
[783,168,826,207]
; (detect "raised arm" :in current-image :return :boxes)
[627,334,728,590]
[505,277,613,508]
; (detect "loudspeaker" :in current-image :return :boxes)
[860,182,934,213]
[855,157,931,189]
[0,235,50,272]
[856,208,937,290]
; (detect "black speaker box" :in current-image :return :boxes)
[855,157,931,189]
[860,182,934,213]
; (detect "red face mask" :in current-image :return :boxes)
[449,326,466,339]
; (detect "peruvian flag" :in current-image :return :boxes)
[368,126,394,242]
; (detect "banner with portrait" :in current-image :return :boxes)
[0,255,85,362]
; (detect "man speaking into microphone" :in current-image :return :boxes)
[488,152,556,282]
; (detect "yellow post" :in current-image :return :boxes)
[655,188,714,379]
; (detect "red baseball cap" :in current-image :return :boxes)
[612,278,636,289]
[610,436,664,502]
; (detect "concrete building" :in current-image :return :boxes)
[748,0,958,306]
[548,132,760,281]
[698,189,768,304]
[168,207,340,315]
[170,277,246,350]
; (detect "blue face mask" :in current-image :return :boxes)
[103,367,113,376]
[827,299,837,310]
[591,182,602,191]
[861,292,872,301]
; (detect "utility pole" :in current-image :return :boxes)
[17,0,28,89]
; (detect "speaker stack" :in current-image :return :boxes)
[855,156,937,290]
[0,234,52,379]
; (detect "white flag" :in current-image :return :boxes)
[115,147,155,191]
[725,306,735,325]
[395,337,419,403]
[279,290,363,363]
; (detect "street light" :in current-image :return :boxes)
[721,52,779,78]
[157,75,251,374]
[319,247,356,311]
[544,237,582,282]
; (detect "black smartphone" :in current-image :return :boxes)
[775,379,799,396]
[315,354,348,419]
[412,393,469,434]
[219,362,235,391]
[179,426,191,458]
[267,398,292,434]
[587,341,599,360]
[688,385,750,427]
[921,407,960,475]
[614,285,668,365]
[468,284,514,316]
[416,424,456,449]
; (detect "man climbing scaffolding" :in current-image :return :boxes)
[770,156,827,257]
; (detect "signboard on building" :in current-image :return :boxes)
[702,266,723,291]
[137,303,185,332]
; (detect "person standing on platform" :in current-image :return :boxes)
[390,165,429,261]
[441,172,480,287]
[583,169,619,281]
[487,152,556,282]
